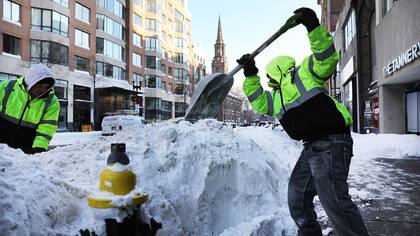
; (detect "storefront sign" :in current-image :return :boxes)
[383,41,420,77]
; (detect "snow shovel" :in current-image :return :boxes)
[184,13,302,121]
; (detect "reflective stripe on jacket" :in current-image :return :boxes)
[0,77,59,149]
[243,26,352,141]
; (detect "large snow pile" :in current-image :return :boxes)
[0,145,88,235]
[1,120,297,235]
[2,120,419,236]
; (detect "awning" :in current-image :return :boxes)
[96,86,139,95]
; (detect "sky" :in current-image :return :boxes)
[188,0,322,90]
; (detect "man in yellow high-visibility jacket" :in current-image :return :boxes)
[0,64,60,154]
[237,8,369,236]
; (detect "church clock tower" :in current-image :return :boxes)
[211,16,228,74]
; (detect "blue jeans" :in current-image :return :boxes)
[288,134,369,236]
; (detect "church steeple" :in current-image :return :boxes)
[217,15,224,43]
[212,15,228,74]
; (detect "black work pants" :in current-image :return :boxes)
[288,134,369,236]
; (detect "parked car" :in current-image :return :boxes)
[101,115,146,136]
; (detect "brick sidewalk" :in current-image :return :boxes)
[358,157,420,236]
[318,156,420,236]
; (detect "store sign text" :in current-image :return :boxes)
[383,41,420,77]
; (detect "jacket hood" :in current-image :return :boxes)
[265,56,295,84]
[24,64,55,92]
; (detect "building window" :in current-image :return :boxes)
[96,61,125,80]
[133,73,142,86]
[159,63,166,74]
[134,0,141,7]
[133,53,141,67]
[31,8,69,37]
[75,3,90,23]
[161,14,166,25]
[31,40,68,66]
[54,79,68,131]
[75,56,89,72]
[175,21,183,33]
[168,67,173,76]
[343,9,356,50]
[74,85,91,101]
[145,97,160,109]
[145,37,161,52]
[96,0,123,18]
[145,56,158,69]
[175,37,183,48]
[145,0,157,13]
[168,83,172,93]
[54,80,68,99]
[3,34,20,56]
[75,29,89,49]
[3,0,20,24]
[343,80,353,118]
[161,100,171,112]
[134,13,142,27]
[0,72,18,81]
[383,0,397,15]
[145,18,157,32]
[145,75,161,88]
[175,84,187,95]
[54,0,68,7]
[175,102,186,114]
[174,9,184,21]
[133,33,142,47]
[167,3,173,15]
[168,19,173,31]
[174,68,188,81]
[174,53,186,64]
[96,37,124,61]
[96,14,125,40]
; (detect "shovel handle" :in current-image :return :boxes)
[227,13,302,79]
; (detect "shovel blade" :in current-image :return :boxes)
[185,73,234,120]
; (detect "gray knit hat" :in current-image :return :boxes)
[24,64,55,92]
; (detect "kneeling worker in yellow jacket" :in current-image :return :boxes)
[0,64,60,154]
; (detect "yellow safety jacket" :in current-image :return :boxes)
[243,26,352,141]
[0,77,59,150]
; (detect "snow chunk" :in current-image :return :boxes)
[0,144,88,235]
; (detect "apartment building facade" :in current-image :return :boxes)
[319,0,420,134]
[0,0,205,130]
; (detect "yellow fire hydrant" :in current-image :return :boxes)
[88,143,148,208]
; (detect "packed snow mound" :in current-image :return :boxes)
[36,119,297,235]
[0,145,87,235]
[352,133,420,159]
[3,119,419,235]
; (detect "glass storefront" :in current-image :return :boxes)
[73,85,92,131]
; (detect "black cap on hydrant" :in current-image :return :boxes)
[107,143,130,165]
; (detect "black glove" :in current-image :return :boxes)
[294,7,320,32]
[24,147,46,154]
[237,54,259,77]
